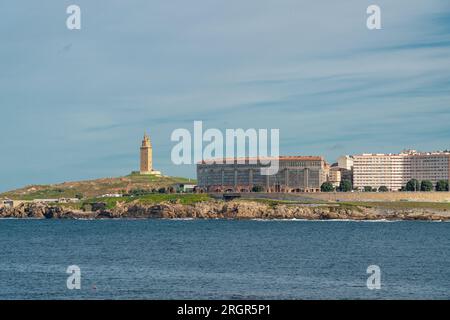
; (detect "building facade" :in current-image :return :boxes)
[328,167,342,188]
[337,155,354,170]
[352,150,450,191]
[410,153,450,184]
[197,156,329,192]
[139,133,161,176]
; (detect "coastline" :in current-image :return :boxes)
[1,200,449,221]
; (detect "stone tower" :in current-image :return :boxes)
[140,132,153,174]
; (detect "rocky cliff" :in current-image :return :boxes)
[1,200,449,221]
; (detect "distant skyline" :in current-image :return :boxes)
[1,0,450,192]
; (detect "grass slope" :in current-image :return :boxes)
[0,173,196,200]
[86,194,211,209]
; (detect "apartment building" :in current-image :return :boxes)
[352,150,450,191]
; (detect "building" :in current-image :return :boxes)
[328,167,342,188]
[32,199,59,203]
[140,132,153,174]
[100,193,123,198]
[337,155,354,184]
[410,152,450,184]
[139,132,161,176]
[338,155,354,170]
[173,184,197,193]
[352,150,450,191]
[197,156,329,193]
[353,153,408,191]
[1,199,14,208]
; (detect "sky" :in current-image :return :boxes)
[1,0,450,192]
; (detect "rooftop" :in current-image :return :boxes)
[355,151,450,157]
[199,156,324,164]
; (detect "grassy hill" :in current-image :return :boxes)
[81,193,211,210]
[0,173,196,200]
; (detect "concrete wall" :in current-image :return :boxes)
[303,192,450,202]
[220,192,450,202]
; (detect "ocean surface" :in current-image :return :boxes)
[0,219,449,300]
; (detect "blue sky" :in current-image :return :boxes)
[1,0,450,192]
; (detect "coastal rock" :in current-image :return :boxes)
[1,200,449,221]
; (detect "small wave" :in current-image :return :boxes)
[250,218,400,222]
[251,218,310,222]
[250,218,450,223]
[0,217,44,220]
[348,219,400,223]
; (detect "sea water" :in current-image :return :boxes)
[0,219,448,299]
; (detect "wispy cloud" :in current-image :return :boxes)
[0,0,450,191]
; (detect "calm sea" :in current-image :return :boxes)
[0,219,449,299]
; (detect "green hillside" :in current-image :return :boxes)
[0,173,196,200]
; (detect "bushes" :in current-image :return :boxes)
[251,185,265,192]
[129,188,151,196]
[405,179,420,192]
[403,179,448,192]
[420,180,433,192]
[321,182,335,192]
[158,187,167,194]
[338,180,352,192]
[436,180,449,192]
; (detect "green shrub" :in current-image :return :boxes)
[321,182,335,192]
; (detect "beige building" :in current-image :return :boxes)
[352,150,450,191]
[328,168,342,188]
[139,133,161,176]
[337,155,354,170]
[197,156,329,193]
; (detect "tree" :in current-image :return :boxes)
[75,193,84,200]
[129,188,152,196]
[436,180,449,192]
[364,186,373,192]
[321,182,335,192]
[167,187,175,193]
[378,186,389,192]
[251,185,264,192]
[405,179,420,192]
[420,180,433,192]
[338,180,352,192]
[158,187,167,194]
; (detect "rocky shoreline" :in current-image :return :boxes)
[1,200,449,221]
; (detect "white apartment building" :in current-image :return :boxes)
[410,153,450,183]
[352,150,450,191]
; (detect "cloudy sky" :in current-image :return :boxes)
[1,0,450,191]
